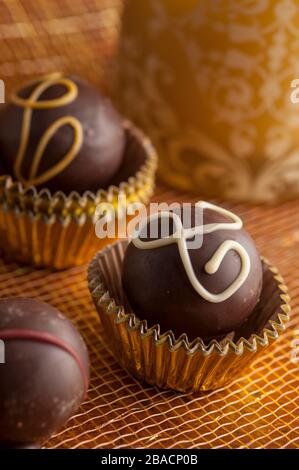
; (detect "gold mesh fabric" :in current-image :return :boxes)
[0,0,123,94]
[0,186,297,448]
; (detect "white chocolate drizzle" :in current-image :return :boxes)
[131,201,251,303]
[11,72,83,188]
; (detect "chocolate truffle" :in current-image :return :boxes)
[0,73,125,193]
[0,298,89,448]
[122,201,263,342]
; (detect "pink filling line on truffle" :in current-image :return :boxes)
[0,328,89,397]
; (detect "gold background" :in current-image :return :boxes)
[0,0,122,94]
[116,0,299,202]
[2,0,299,202]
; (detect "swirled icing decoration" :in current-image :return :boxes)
[11,72,83,187]
[132,201,250,303]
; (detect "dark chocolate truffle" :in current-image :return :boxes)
[122,201,263,342]
[0,297,89,448]
[0,73,125,193]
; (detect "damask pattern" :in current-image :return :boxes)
[116,0,299,201]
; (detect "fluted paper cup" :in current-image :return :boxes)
[88,241,290,393]
[0,121,157,269]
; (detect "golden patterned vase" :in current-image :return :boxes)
[115,0,299,202]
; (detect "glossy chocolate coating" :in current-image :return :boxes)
[122,207,263,342]
[0,152,7,175]
[0,75,125,193]
[0,298,89,447]
[110,128,148,185]
[0,163,5,175]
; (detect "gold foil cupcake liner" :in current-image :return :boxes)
[0,121,158,269]
[88,240,291,393]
